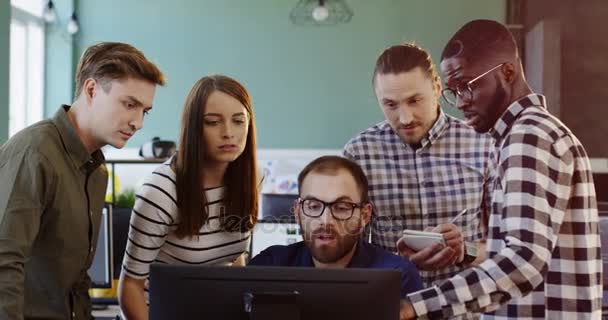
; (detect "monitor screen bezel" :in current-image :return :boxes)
[149,264,401,320]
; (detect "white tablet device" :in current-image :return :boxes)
[398,229,446,252]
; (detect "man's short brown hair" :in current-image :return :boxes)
[372,42,440,87]
[298,156,370,204]
[74,42,166,97]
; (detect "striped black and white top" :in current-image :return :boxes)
[122,159,250,299]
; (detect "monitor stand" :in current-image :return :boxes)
[243,291,301,320]
[91,304,109,311]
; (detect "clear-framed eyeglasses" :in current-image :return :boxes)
[441,62,506,106]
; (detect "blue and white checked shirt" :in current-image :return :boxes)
[344,109,494,291]
[407,94,603,319]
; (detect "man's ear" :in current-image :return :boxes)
[82,78,98,104]
[293,199,301,224]
[361,202,373,226]
[433,76,442,96]
[501,63,516,84]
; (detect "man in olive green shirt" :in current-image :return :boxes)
[0,42,165,320]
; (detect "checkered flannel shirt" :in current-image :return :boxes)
[344,109,494,290]
[407,94,603,319]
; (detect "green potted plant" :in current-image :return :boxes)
[114,188,136,209]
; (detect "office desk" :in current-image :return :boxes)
[92,305,121,320]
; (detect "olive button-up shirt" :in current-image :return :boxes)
[0,105,108,320]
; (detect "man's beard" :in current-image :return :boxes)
[399,129,424,145]
[482,79,508,132]
[302,220,362,264]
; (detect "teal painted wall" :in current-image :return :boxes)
[62,0,504,148]
[44,0,75,117]
[0,0,9,143]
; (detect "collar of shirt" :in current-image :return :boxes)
[420,107,449,149]
[298,239,374,268]
[52,105,105,174]
[489,93,547,144]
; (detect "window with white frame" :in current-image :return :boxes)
[9,0,45,137]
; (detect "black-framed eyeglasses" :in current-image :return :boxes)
[297,198,364,221]
[441,62,506,106]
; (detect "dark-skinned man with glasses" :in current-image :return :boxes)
[343,43,494,319]
[400,19,601,320]
[249,156,423,298]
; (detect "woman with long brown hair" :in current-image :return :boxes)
[118,75,259,319]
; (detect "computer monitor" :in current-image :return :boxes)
[260,193,298,223]
[149,265,400,320]
[111,207,132,279]
[88,205,113,288]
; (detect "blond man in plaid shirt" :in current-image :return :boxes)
[344,43,494,319]
[400,19,602,320]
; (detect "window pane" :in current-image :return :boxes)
[27,22,44,124]
[9,14,44,137]
[9,20,27,136]
[11,0,44,17]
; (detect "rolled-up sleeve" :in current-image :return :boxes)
[407,129,578,319]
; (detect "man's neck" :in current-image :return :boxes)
[409,142,422,150]
[66,102,101,154]
[508,79,534,108]
[312,242,358,269]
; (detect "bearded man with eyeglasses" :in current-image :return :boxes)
[248,155,423,298]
